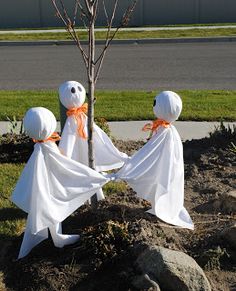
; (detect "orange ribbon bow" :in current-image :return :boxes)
[142,119,170,135]
[33,132,61,143]
[66,103,88,139]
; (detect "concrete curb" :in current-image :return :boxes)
[1,36,236,46]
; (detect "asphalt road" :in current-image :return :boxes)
[0,41,236,90]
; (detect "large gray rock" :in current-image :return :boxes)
[136,245,212,291]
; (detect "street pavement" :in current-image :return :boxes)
[1,120,235,141]
[1,25,236,90]
[0,42,236,90]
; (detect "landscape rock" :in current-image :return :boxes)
[136,245,212,291]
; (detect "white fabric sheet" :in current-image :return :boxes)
[59,81,129,172]
[60,115,128,172]
[23,106,57,140]
[11,107,109,258]
[116,91,194,230]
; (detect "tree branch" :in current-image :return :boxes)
[93,0,99,23]
[51,0,89,67]
[72,0,79,27]
[78,1,90,25]
[102,0,109,27]
[71,27,89,68]
[51,0,68,27]
[94,27,119,84]
[121,0,138,27]
[78,3,89,31]
[94,0,119,83]
[94,0,138,83]
[83,0,92,15]
[59,0,72,29]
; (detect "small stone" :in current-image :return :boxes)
[220,223,236,249]
[212,199,222,210]
[211,190,236,214]
[221,191,236,213]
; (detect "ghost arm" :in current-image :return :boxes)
[93,123,129,172]
[37,143,109,229]
[116,129,168,203]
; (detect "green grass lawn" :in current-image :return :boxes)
[0,90,235,122]
[1,27,236,41]
[0,163,26,239]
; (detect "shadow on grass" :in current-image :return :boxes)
[0,207,26,221]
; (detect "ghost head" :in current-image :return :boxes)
[59,81,86,109]
[153,91,182,123]
[24,107,57,141]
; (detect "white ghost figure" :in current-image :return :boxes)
[116,91,194,230]
[11,107,109,259]
[58,81,129,200]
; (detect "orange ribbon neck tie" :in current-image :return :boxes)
[142,119,170,135]
[33,132,61,143]
[66,103,88,139]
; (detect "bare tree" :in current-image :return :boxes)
[51,0,137,206]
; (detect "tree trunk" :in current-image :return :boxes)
[87,6,98,208]
[52,0,138,209]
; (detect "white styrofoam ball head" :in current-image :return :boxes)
[153,91,182,123]
[59,81,86,109]
[23,107,57,140]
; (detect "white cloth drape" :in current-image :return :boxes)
[115,91,194,230]
[11,107,109,258]
[58,81,129,172]
[59,115,129,172]
[12,142,109,234]
[116,126,193,230]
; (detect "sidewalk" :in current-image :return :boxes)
[108,121,236,141]
[1,121,235,141]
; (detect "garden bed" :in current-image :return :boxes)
[0,127,235,290]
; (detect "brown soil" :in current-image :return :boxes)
[0,129,235,291]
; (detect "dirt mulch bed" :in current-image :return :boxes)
[0,130,235,290]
